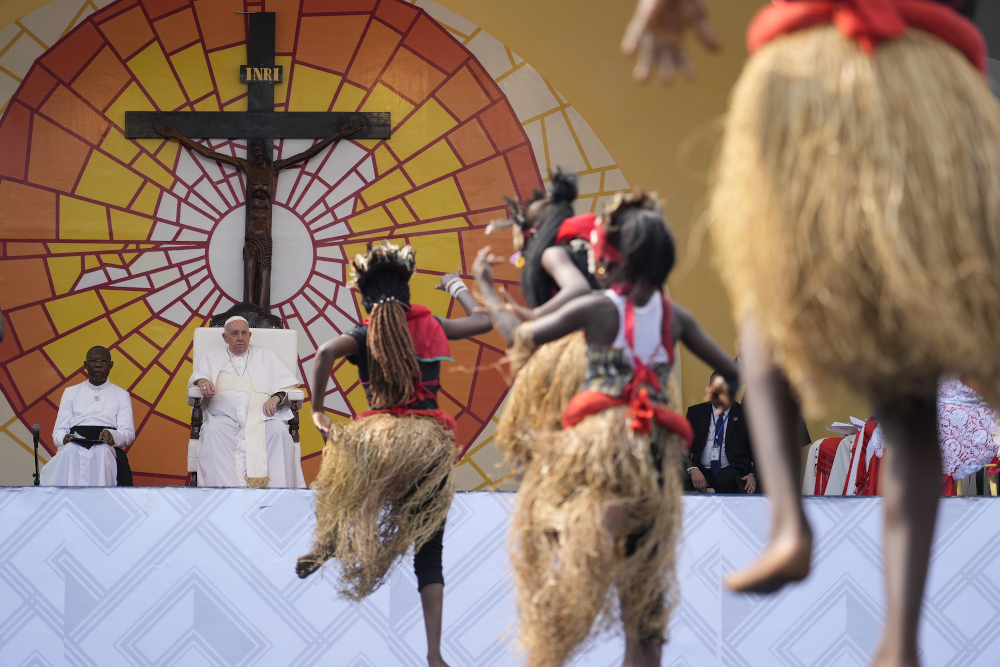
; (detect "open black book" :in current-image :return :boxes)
[68,425,106,448]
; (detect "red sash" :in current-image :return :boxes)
[747,0,985,72]
[562,293,692,447]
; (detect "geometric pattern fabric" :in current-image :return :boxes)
[2,490,998,666]
[0,0,632,489]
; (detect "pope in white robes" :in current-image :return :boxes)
[42,346,135,486]
[189,316,305,488]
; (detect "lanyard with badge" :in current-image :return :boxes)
[711,410,728,463]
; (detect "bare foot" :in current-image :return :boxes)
[427,654,452,667]
[723,529,812,593]
[295,553,322,579]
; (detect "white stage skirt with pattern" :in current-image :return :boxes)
[1,488,997,666]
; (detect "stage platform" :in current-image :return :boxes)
[1,489,998,666]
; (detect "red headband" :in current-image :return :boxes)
[747,0,986,72]
[556,213,625,265]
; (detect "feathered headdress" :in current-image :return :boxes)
[485,169,579,265]
[348,241,416,291]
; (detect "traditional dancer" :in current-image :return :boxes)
[296,242,491,667]
[703,2,999,666]
[486,170,603,470]
[475,193,739,667]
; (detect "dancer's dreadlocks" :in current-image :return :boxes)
[350,242,420,408]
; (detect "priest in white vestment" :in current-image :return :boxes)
[189,316,305,488]
[42,346,134,486]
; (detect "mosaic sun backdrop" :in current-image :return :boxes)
[0,0,632,488]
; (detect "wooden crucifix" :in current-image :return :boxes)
[124,12,390,311]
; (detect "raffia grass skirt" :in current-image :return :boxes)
[497,331,587,471]
[710,27,1000,416]
[512,407,686,667]
[306,413,456,601]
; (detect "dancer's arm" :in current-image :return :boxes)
[526,246,594,318]
[311,335,360,435]
[434,272,493,339]
[672,302,740,391]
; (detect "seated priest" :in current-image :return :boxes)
[42,346,135,486]
[189,316,305,488]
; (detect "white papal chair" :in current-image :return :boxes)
[186,323,305,487]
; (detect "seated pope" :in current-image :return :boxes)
[42,346,135,486]
[189,316,306,488]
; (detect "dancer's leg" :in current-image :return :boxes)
[414,527,450,667]
[419,584,450,667]
[623,637,661,667]
[871,392,940,667]
[724,320,812,592]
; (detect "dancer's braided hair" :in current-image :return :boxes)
[350,243,420,408]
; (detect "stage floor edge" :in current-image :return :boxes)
[1,488,998,666]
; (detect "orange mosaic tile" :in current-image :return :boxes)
[154,8,199,54]
[91,0,138,24]
[467,61,501,101]
[265,0,302,53]
[403,15,467,74]
[22,400,59,452]
[98,6,155,60]
[434,66,489,122]
[0,182,57,240]
[6,243,47,256]
[381,47,446,104]
[16,68,57,109]
[455,155,516,212]
[40,22,105,84]
[303,0,377,13]
[126,412,189,477]
[459,226,520,282]
[448,119,496,164]
[139,0,190,21]
[374,0,417,33]
[346,20,400,89]
[28,117,92,193]
[192,0,245,51]
[0,259,53,309]
[453,412,482,450]
[441,337,477,405]
[301,451,321,486]
[469,348,506,419]
[505,145,544,201]
[70,47,132,112]
[0,103,30,180]
[296,15,367,74]
[8,305,57,350]
[40,86,110,145]
[7,350,62,405]
[479,102,524,152]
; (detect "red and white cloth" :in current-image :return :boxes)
[937,379,1000,480]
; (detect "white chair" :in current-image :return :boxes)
[186,327,306,486]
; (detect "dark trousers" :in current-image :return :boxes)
[684,464,753,494]
[413,522,444,591]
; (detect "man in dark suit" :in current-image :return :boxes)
[685,371,757,494]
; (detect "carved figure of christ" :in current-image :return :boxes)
[153,120,363,308]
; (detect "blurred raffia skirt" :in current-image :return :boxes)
[710,26,1000,415]
[305,413,456,601]
[511,406,686,667]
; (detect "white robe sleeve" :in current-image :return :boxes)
[254,347,299,395]
[53,385,77,448]
[190,348,217,387]
[106,387,135,448]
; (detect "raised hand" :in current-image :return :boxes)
[621,0,721,84]
[153,123,179,139]
[338,119,365,136]
[313,410,333,438]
